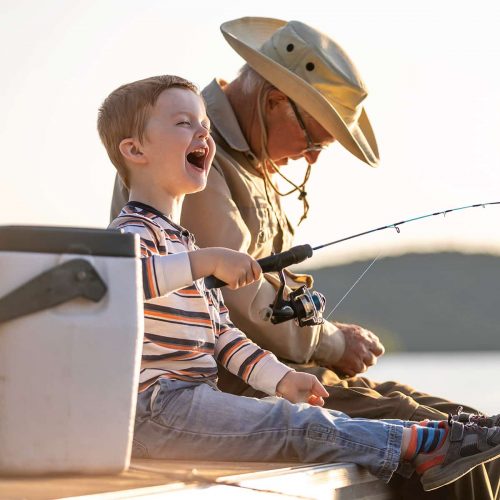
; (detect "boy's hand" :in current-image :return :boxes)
[275,371,329,406]
[189,247,262,289]
[211,248,262,289]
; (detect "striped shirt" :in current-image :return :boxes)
[110,201,291,394]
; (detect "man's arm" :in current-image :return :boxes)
[181,166,347,366]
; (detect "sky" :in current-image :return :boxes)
[2,0,500,268]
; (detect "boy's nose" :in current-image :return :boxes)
[198,126,210,140]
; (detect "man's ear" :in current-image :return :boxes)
[265,88,288,112]
[119,138,147,165]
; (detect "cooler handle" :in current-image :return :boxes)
[0,258,107,324]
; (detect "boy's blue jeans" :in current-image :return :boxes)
[132,378,408,482]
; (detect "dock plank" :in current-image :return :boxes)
[0,459,393,500]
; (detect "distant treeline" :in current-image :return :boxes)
[304,252,500,352]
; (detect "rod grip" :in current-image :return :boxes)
[204,244,313,289]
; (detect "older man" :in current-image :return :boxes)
[111,17,499,498]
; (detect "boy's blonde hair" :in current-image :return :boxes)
[97,75,199,187]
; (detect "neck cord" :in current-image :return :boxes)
[256,86,312,224]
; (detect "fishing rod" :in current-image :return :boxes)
[312,201,500,251]
[205,201,500,325]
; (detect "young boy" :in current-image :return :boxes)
[98,75,500,492]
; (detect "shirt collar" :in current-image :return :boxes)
[126,200,191,237]
[202,78,253,154]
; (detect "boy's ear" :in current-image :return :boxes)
[119,138,147,165]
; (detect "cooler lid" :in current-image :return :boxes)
[0,226,139,257]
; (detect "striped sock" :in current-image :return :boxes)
[418,419,448,430]
[402,424,449,462]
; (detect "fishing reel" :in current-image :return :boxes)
[261,268,326,327]
[205,244,325,326]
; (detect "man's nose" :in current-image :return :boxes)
[303,150,322,165]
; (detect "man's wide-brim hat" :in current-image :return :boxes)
[221,17,379,167]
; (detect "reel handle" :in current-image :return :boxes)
[204,244,313,290]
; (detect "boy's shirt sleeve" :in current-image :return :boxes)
[116,218,193,299]
[212,290,293,396]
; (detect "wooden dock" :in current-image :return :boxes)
[0,459,393,499]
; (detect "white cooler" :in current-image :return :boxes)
[0,226,143,475]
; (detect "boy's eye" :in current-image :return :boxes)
[177,120,191,126]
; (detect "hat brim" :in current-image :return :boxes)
[221,17,379,167]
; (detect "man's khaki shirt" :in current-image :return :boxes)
[110,79,344,366]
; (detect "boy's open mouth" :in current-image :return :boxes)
[186,148,207,170]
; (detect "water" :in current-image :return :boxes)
[364,352,500,416]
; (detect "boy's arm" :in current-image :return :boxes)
[212,291,292,396]
[213,293,328,404]
[110,213,327,402]
[112,214,261,298]
[111,218,193,298]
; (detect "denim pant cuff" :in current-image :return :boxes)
[376,423,404,482]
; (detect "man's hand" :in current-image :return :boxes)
[328,322,385,377]
[276,371,329,406]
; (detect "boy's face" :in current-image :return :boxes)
[141,87,214,197]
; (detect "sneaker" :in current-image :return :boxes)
[451,407,500,428]
[416,420,500,491]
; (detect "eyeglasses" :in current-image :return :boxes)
[288,100,325,154]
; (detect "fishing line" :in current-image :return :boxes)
[319,201,500,319]
[324,252,381,321]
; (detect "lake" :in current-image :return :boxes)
[364,352,499,416]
